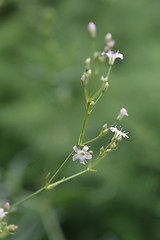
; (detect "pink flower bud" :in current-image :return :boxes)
[87,22,96,39]
[107,40,115,48]
[81,74,85,85]
[105,33,112,41]
[4,202,10,211]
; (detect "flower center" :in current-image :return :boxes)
[80,151,85,156]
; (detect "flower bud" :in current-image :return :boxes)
[7,224,18,233]
[90,101,95,107]
[81,74,85,85]
[102,81,109,92]
[99,124,108,136]
[85,58,91,65]
[93,51,99,60]
[105,33,112,41]
[100,146,105,155]
[116,108,128,121]
[87,69,92,76]
[102,123,107,130]
[4,202,10,212]
[88,22,96,39]
[107,40,115,48]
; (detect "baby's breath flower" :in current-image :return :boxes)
[110,126,129,141]
[117,108,128,121]
[0,208,8,220]
[102,50,123,65]
[73,145,92,165]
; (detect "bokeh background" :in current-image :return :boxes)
[0,0,160,239]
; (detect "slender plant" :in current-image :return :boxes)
[0,22,129,238]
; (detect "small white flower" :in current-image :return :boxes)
[0,208,8,220]
[110,126,129,141]
[117,108,128,121]
[102,50,123,65]
[73,145,92,165]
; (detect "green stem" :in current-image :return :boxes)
[47,168,95,190]
[47,151,73,185]
[91,153,107,168]
[11,187,46,210]
[94,92,103,105]
[83,135,101,145]
[78,102,90,145]
[90,70,98,98]
[107,65,112,80]
[11,168,95,210]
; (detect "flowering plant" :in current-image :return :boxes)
[0,22,129,238]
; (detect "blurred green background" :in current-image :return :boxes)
[0,0,160,239]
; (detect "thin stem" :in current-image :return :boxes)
[83,135,101,145]
[11,187,46,210]
[11,168,95,210]
[47,168,95,190]
[84,86,88,101]
[91,153,108,168]
[78,102,90,145]
[90,70,98,98]
[106,65,112,79]
[47,151,74,185]
[94,92,103,105]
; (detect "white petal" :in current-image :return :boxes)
[82,146,89,152]
[73,145,80,153]
[73,154,79,161]
[85,154,92,160]
[110,127,117,132]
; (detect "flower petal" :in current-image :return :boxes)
[82,146,89,152]
[85,154,92,160]
[73,154,79,161]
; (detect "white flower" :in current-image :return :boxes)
[117,108,128,121]
[0,208,8,220]
[110,126,129,141]
[73,145,92,165]
[102,50,123,65]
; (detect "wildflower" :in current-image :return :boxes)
[73,145,92,165]
[102,50,123,65]
[0,208,8,220]
[110,126,129,141]
[88,22,96,39]
[117,108,128,121]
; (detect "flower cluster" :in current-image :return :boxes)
[75,22,129,166]
[0,202,18,237]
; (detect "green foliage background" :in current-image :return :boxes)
[0,0,160,239]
